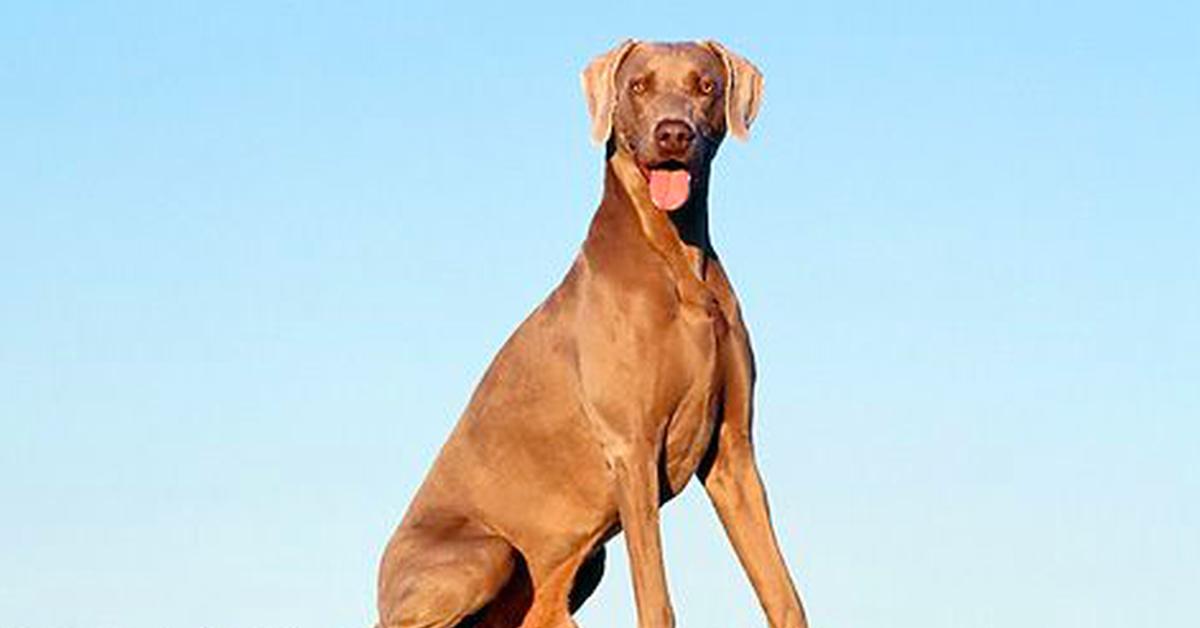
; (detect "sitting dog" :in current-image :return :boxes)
[378,39,808,628]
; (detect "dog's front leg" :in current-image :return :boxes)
[700,336,808,628]
[610,448,675,628]
[578,379,675,627]
[575,286,677,628]
[702,433,807,628]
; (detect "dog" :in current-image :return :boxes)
[377,39,808,628]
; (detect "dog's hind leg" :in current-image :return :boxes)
[378,517,516,628]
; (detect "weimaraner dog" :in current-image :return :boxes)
[378,39,808,628]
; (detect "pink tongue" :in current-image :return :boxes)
[648,170,691,211]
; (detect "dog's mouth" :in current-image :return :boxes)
[639,160,692,212]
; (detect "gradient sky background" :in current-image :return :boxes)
[2,1,1197,627]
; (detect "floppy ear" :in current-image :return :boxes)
[580,39,638,145]
[705,41,764,141]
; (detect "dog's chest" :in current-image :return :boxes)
[662,400,718,496]
[659,299,731,495]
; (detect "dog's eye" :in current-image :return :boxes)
[630,79,647,95]
[698,76,715,95]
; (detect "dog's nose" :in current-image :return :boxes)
[654,120,695,157]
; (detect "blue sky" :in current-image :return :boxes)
[1,1,1197,627]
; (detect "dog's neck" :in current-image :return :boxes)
[604,149,715,283]
[663,168,714,258]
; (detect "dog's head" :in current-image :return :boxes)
[582,40,763,211]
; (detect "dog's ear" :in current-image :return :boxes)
[705,41,764,141]
[581,39,638,145]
